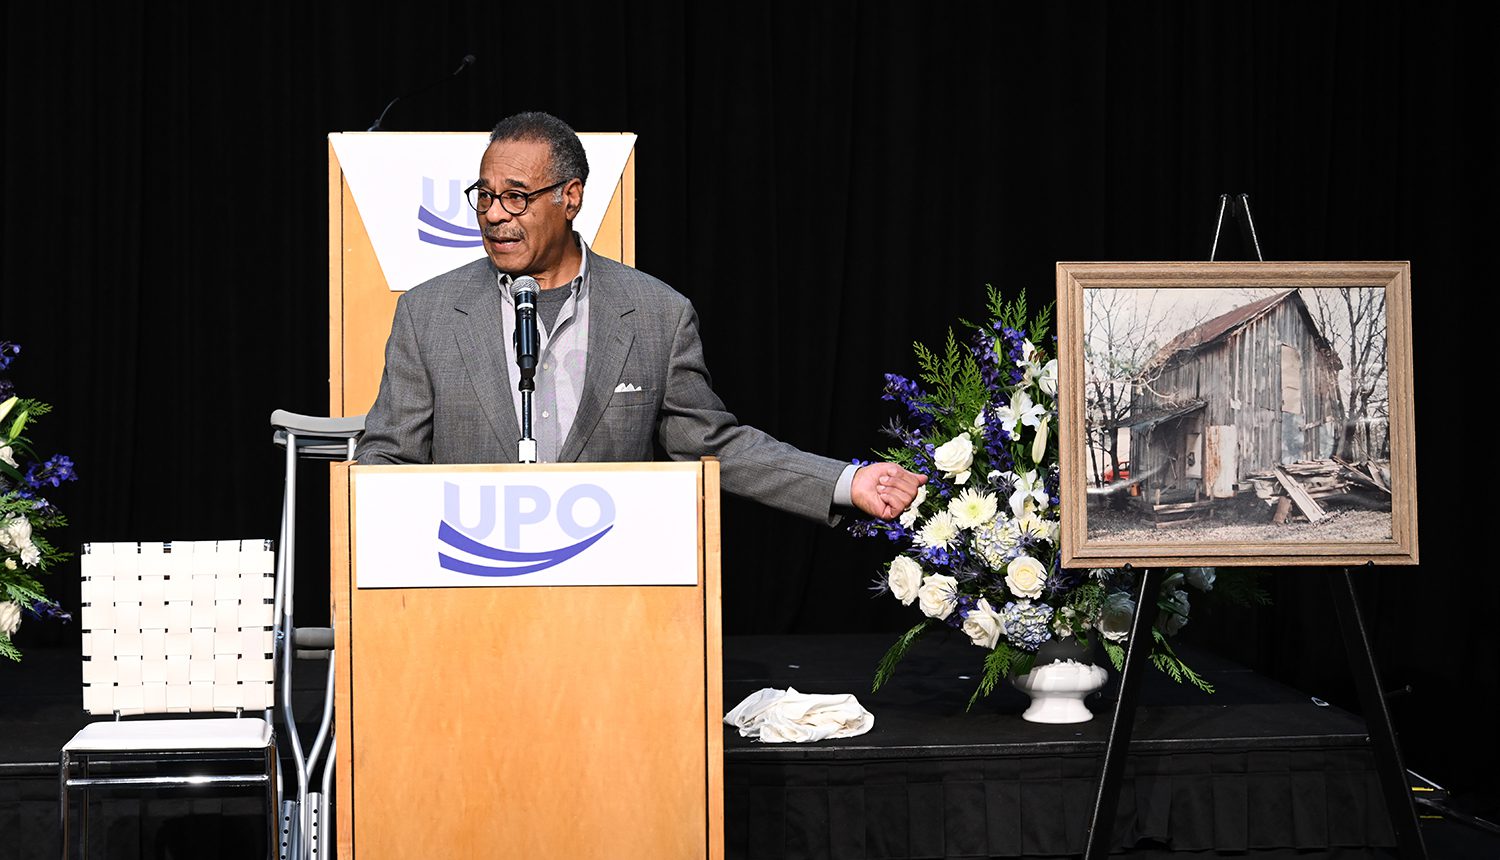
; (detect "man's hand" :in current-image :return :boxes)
[850,463,928,521]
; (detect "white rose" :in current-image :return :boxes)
[0,445,16,468]
[1099,592,1137,642]
[0,601,20,637]
[933,434,975,484]
[3,558,15,570]
[1039,359,1059,397]
[1005,555,1047,599]
[1184,567,1216,592]
[962,598,1003,649]
[20,545,40,567]
[898,484,927,529]
[1157,589,1190,636]
[917,574,959,620]
[887,556,923,606]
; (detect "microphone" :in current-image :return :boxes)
[366,54,476,132]
[513,277,540,388]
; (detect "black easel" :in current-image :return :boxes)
[1082,564,1161,858]
[1330,562,1427,858]
[1082,197,1427,858]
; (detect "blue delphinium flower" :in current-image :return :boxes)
[998,325,1028,385]
[881,373,934,429]
[24,454,78,489]
[0,341,19,372]
[27,601,73,623]
[972,330,1002,391]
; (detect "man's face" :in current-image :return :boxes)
[475,138,582,277]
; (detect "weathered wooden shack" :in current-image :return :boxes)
[1129,290,1343,502]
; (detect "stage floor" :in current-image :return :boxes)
[722,633,1495,859]
[3,635,1497,858]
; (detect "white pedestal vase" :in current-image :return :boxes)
[1009,637,1109,724]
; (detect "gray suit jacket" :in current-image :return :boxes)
[356,250,848,522]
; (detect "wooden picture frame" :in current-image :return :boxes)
[1056,262,1418,567]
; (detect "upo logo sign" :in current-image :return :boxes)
[417,177,482,249]
[437,482,615,577]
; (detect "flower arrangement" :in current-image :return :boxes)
[849,287,1266,708]
[1,341,77,660]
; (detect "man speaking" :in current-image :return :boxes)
[356,111,924,524]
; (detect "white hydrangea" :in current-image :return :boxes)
[972,515,1020,570]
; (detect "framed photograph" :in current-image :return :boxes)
[1056,262,1418,567]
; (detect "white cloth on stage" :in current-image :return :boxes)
[723,687,874,743]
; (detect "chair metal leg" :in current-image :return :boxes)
[58,750,70,860]
[266,743,281,860]
[79,756,90,860]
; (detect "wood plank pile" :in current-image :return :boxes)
[1244,458,1392,523]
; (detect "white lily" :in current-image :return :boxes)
[995,390,1045,440]
[1031,414,1050,464]
[1003,469,1050,518]
[1038,359,1058,398]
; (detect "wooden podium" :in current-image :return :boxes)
[329,460,724,859]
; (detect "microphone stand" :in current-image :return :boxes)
[518,375,537,463]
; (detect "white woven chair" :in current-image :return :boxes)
[59,539,281,859]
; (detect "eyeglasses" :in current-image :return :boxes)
[464,180,567,216]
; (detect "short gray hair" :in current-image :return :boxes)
[489,111,590,202]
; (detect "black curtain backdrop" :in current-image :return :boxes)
[3,1,1491,799]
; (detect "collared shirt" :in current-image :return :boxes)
[496,235,592,462]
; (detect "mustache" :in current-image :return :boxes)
[483,227,524,241]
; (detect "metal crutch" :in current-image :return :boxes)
[270,409,364,860]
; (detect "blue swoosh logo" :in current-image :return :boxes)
[436,521,613,577]
[416,206,482,248]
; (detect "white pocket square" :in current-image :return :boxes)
[613,382,643,393]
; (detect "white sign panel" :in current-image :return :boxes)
[329,132,637,292]
[354,469,698,588]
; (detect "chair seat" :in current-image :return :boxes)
[63,717,273,752]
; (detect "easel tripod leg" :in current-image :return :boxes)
[1084,567,1163,859]
[1330,566,1427,859]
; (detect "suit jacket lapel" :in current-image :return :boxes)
[560,255,635,462]
[452,267,522,451]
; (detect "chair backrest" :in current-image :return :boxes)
[78,540,276,716]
